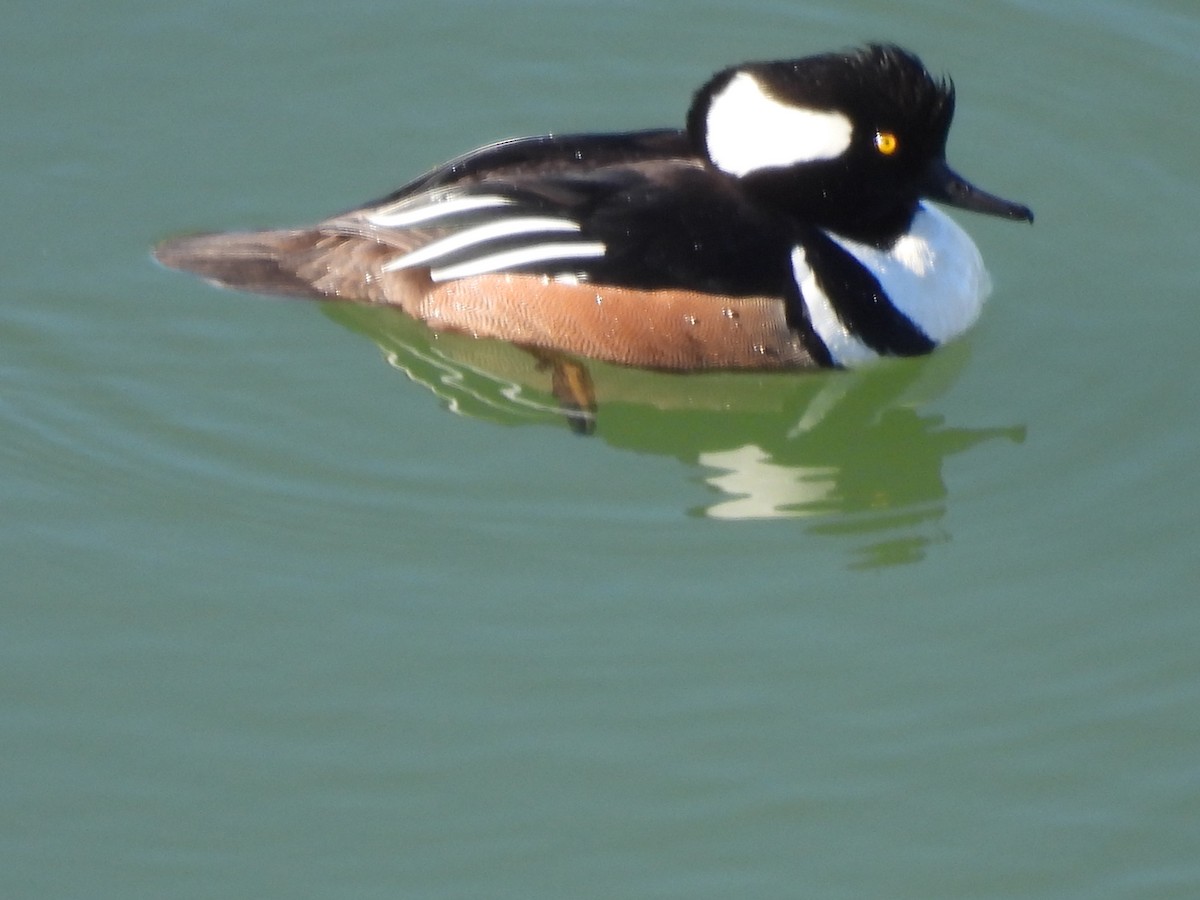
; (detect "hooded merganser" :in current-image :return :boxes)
[156,44,1032,371]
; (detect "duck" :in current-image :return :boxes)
[155,43,1032,374]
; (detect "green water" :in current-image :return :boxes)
[5,1,1199,897]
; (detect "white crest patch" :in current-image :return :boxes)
[705,71,853,177]
[827,203,992,346]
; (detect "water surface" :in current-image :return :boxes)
[4,1,1199,897]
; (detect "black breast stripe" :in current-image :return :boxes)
[798,229,936,357]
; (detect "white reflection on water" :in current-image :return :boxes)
[327,303,1025,566]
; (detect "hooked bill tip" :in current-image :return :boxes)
[924,160,1034,225]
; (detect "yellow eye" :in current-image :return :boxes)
[874,131,899,156]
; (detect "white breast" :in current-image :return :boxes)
[830,204,993,346]
[792,203,993,366]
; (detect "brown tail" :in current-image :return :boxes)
[153,229,412,303]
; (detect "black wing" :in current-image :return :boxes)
[354,147,798,299]
[367,128,693,201]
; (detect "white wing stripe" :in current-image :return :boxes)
[382,217,584,272]
[366,194,515,228]
[430,242,607,282]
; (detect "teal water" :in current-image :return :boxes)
[5,1,1199,897]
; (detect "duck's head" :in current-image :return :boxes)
[687,44,1033,245]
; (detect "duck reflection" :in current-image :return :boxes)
[326,303,1023,566]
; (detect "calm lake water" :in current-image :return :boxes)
[5,1,1199,897]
